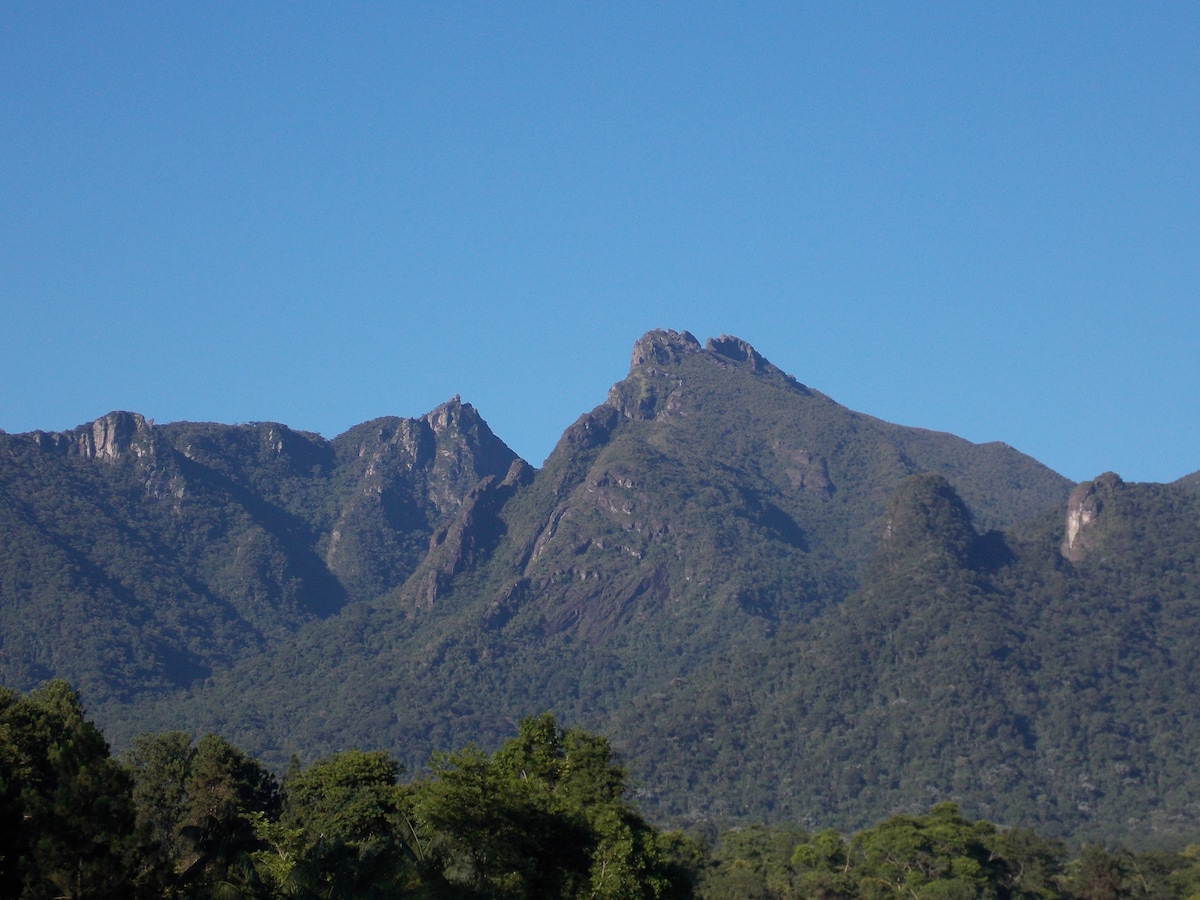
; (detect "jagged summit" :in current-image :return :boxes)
[705,334,768,369]
[608,329,800,423]
[628,328,774,373]
[30,410,155,462]
[16,329,1200,843]
[22,397,496,461]
[421,395,482,435]
[628,328,702,368]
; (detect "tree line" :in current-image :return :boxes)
[1,680,692,898]
[4,680,1200,899]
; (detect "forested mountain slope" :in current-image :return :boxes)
[0,400,517,720]
[7,330,1197,844]
[1175,469,1200,492]
[126,332,1072,808]
[610,472,1200,842]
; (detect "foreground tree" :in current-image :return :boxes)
[127,730,279,898]
[39,679,1200,900]
[0,680,161,898]
[412,712,695,899]
[273,749,419,897]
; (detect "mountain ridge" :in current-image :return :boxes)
[3,330,1197,844]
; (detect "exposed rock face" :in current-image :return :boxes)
[461,329,1070,649]
[771,440,834,498]
[324,398,520,601]
[84,411,146,460]
[629,329,701,368]
[1061,472,1124,561]
[408,458,536,609]
[606,378,669,422]
[615,330,775,422]
[629,329,773,373]
[560,407,620,453]
[32,411,155,462]
[705,334,766,369]
[5,329,1115,839]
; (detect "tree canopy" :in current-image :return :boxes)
[5,680,1200,898]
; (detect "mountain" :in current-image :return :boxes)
[4,329,1198,844]
[120,331,1063,750]
[0,400,517,719]
[611,471,1200,842]
[1174,469,1200,493]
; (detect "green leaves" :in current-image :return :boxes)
[415,742,592,897]
[847,803,1005,898]
[12,680,1200,900]
[7,341,1200,848]
[126,730,280,898]
[0,680,160,897]
[411,713,682,899]
[279,749,416,897]
[700,806,1076,899]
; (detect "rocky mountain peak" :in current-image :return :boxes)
[705,334,767,369]
[31,411,155,463]
[423,395,475,435]
[1061,472,1124,561]
[89,411,152,459]
[629,329,702,369]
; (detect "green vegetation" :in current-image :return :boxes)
[605,473,1200,841]
[0,401,516,722]
[5,681,1200,899]
[697,803,1200,899]
[2,683,692,898]
[0,680,161,896]
[6,331,1200,846]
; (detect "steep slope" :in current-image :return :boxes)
[0,400,517,722]
[1173,469,1200,493]
[609,472,1200,843]
[437,329,1067,633]
[154,331,1071,787]
[24,329,1192,844]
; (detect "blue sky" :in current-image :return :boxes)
[3,3,1197,483]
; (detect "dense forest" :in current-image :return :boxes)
[2,680,694,898]
[3,330,1199,846]
[6,681,1200,899]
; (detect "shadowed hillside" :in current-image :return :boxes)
[9,331,1198,843]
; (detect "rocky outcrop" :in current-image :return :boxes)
[32,411,156,463]
[705,334,767,369]
[629,329,701,368]
[628,329,776,373]
[878,473,978,570]
[325,399,521,602]
[771,440,834,498]
[606,377,673,422]
[408,460,535,609]
[560,407,620,452]
[1061,472,1124,562]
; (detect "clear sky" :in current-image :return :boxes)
[3,4,1197,483]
